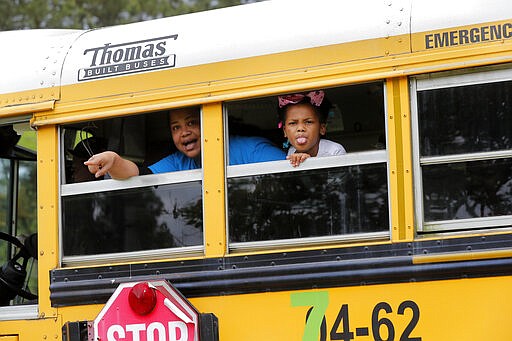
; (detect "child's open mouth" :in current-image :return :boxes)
[183,139,198,151]
[296,137,307,145]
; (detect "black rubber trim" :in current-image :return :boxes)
[50,234,512,307]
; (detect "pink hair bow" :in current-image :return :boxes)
[278,90,325,108]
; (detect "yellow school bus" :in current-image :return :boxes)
[1,0,512,339]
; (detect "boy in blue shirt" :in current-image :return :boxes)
[85,107,285,179]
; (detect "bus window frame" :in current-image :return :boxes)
[411,66,512,232]
[0,117,38,318]
[58,108,206,267]
[0,305,38,321]
[226,154,391,252]
[223,83,392,252]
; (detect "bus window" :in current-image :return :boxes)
[59,109,203,263]
[0,123,37,306]
[413,67,512,231]
[224,83,389,248]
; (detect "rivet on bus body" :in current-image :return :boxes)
[386,19,390,24]
[43,334,47,339]
[40,250,44,256]
[204,138,208,142]
[397,22,402,26]
[389,115,393,119]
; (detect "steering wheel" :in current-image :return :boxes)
[0,232,38,306]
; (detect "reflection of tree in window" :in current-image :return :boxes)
[0,124,38,304]
[176,199,202,230]
[418,81,512,156]
[0,160,10,261]
[228,164,388,243]
[17,161,37,237]
[423,158,512,221]
[63,184,203,255]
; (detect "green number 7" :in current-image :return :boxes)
[291,291,329,341]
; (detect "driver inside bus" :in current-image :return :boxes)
[84,106,285,179]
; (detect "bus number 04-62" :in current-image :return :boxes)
[291,292,421,341]
[310,301,420,341]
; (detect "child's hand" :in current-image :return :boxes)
[287,153,310,167]
[84,151,118,178]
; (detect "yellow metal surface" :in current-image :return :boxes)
[202,102,227,257]
[398,77,415,241]
[414,248,512,264]
[0,275,510,340]
[191,275,512,341]
[0,336,18,341]
[0,88,58,111]
[0,317,62,340]
[387,77,414,242]
[411,19,512,52]
[386,78,400,241]
[36,125,59,319]
[0,100,54,118]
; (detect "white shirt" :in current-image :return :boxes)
[287,139,346,157]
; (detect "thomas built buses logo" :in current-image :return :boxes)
[78,35,178,81]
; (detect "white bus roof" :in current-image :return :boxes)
[1,0,511,95]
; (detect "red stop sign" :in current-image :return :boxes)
[93,280,199,341]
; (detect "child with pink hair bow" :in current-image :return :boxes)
[278,90,346,167]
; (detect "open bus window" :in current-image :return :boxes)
[0,123,38,306]
[61,111,172,184]
[224,82,389,247]
[60,110,203,260]
[413,67,512,231]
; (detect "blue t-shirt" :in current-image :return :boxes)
[148,135,285,173]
